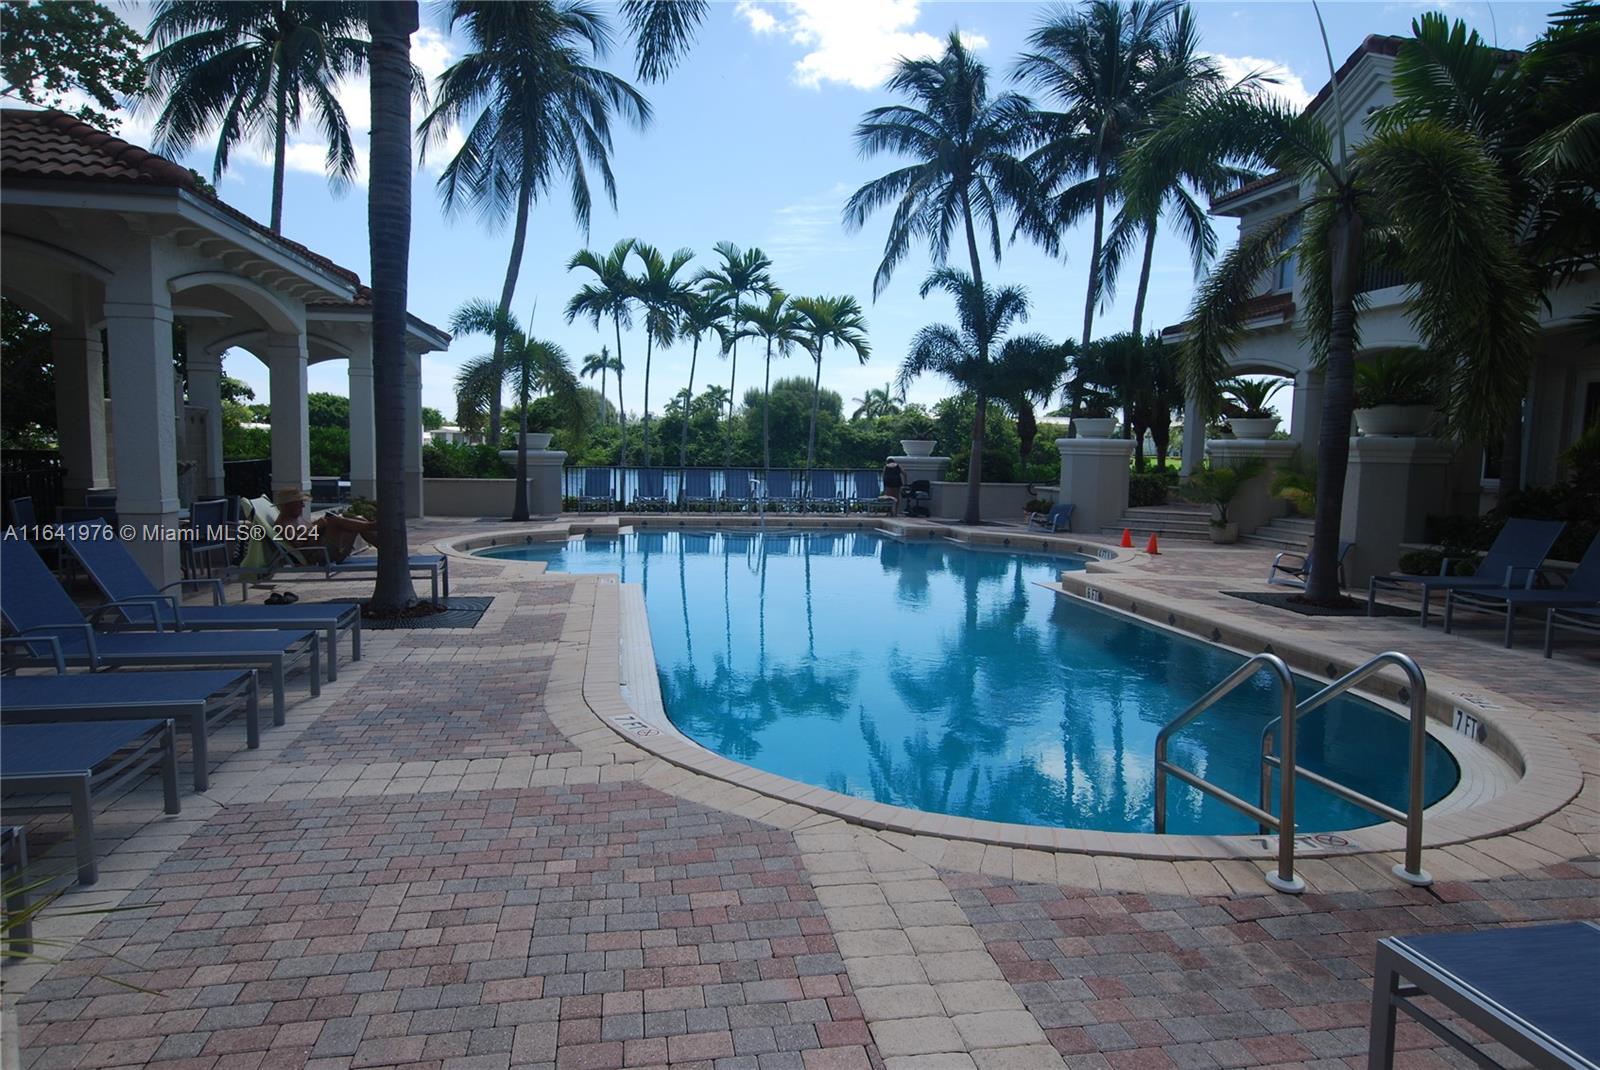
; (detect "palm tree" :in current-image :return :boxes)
[791,296,871,470]
[900,269,1056,524]
[851,383,904,421]
[675,292,728,467]
[579,346,617,423]
[140,0,371,234]
[630,242,696,464]
[1015,0,1180,350]
[728,292,804,471]
[695,243,774,463]
[418,3,650,446]
[844,32,1049,301]
[565,239,638,463]
[364,0,419,611]
[452,299,586,522]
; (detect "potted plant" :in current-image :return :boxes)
[1354,348,1440,435]
[896,408,937,456]
[1073,395,1117,438]
[1223,378,1288,438]
[1181,458,1265,543]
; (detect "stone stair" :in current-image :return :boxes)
[1239,515,1315,552]
[1099,504,1216,542]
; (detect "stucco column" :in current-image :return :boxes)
[347,341,376,501]
[1340,436,1456,585]
[186,350,225,497]
[404,355,423,517]
[103,295,181,585]
[51,328,110,501]
[524,450,568,515]
[1292,367,1323,454]
[1057,437,1134,534]
[1180,393,1205,479]
[266,333,310,499]
[1204,438,1299,535]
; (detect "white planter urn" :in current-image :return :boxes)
[1209,521,1240,544]
[1228,416,1280,439]
[1355,405,1435,436]
[1073,417,1117,439]
[899,439,936,457]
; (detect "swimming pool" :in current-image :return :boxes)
[481,528,1458,836]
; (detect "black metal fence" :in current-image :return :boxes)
[1,450,64,523]
[224,458,272,500]
[561,466,892,512]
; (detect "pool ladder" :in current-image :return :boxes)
[1153,651,1432,895]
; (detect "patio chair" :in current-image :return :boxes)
[1,719,181,885]
[632,468,671,512]
[2,668,261,791]
[2,533,320,725]
[850,471,892,514]
[681,469,717,512]
[1442,533,1600,648]
[805,471,847,513]
[1026,503,1076,534]
[763,470,802,511]
[6,494,62,570]
[1268,540,1354,589]
[229,496,449,603]
[577,468,618,512]
[1545,605,1600,658]
[184,497,232,577]
[1369,921,1599,1070]
[62,523,360,680]
[1366,518,1566,626]
[721,469,755,511]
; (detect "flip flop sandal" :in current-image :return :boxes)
[264,592,286,605]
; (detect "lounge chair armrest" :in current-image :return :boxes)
[160,577,226,605]
[1437,557,1454,576]
[15,623,97,668]
[90,596,178,631]
[1272,550,1308,569]
[0,634,64,674]
[1501,564,1540,589]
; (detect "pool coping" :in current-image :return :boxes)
[443,521,1583,865]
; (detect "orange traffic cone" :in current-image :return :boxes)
[1120,528,1132,548]
[1145,532,1160,555]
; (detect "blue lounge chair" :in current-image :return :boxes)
[228,496,448,602]
[1367,518,1566,626]
[2,669,260,791]
[851,472,892,514]
[1,719,180,885]
[578,468,618,512]
[722,469,755,511]
[61,522,360,680]
[1268,539,1354,589]
[1026,503,1076,534]
[632,468,671,512]
[2,534,319,724]
[763,470,801,511]
[1444,534,1600,649]
[682,469,717,512]
[1545,605,1600,658]
[805,471,847,513]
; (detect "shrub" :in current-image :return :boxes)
[1128,471,1169,507]
[423,441,513,478]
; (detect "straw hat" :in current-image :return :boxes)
[273,487,311,508]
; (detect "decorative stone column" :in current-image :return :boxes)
[403,356,424,517]
[1292,367,1323,456]
[524,450,568,515]
[1057,437,1133,534]
[266,332,311,499]
[1340,436,1456,585]
[51,327,110,502]
[347,339,377,501]
[1205,438,1299,535]
[185,350,226,497]
[104,288,181,585]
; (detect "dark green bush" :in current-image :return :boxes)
[423,441,513,478]
[1128,471,1171,507]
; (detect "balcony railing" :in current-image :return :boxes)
[1360,264,1407,293]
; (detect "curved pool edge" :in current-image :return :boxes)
[442,523,1582,869]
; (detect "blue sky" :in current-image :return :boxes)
[112,1,1556,426]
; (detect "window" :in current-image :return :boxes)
[1274,218,1301,292]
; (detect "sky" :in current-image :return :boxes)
[100,0,1557,430]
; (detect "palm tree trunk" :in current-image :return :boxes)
[511,379,531,522]
[1306,203,1364,604]
[1130,219,1158,336]
[365,0,420,611]
[271,76,288,234]
[613,314,629,465]
[725,339,739,466]
[680,337,698,467]
[1081,151,1109,350]
[761,338,773,472]
[964,388,986,526]
[806,349,822,471]
[489,168,534,446]
[600,364,609,423]
[642,334,654,465]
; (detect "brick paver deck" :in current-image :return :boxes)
[5,517,1596,1070]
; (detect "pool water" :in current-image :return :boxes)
[482,529,1458,835]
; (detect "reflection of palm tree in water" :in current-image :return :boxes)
[664,655,856,761]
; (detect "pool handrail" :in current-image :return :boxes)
[1154,652,1304,894]
[1257,651,1432,888]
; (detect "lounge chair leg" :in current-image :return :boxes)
[1504,606,1516,648]
[1367,948,1400,1070]
[69,779,96,885]
[245,676,261,749]
[1419,589,1432,627]
[1443,594,1455,634]
[326,626,338,682]
[308,636,321,698]
[1545,610,1556,658]
[270,662,286,726]
[160,722,181,814]
[351,618,362,662]
[189,712,209,792]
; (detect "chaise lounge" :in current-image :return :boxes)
[230,496,449,602]
[1366,518,1566,626]
[1443,534,1600,649]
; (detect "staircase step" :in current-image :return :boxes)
[1100,525,1214,542]
[1266,518,1315,534]
[1239,534,1312,551]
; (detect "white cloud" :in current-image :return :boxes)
[735,0,987,91]
[1207,53,1314,112]
[766,183,856,262]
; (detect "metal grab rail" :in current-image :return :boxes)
[1258,651,1432,887]
[1154,653,1305,894]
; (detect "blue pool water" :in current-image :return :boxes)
[481,529,1458,835]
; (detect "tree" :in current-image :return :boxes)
[851,382,904,421]
[675,292,728,466]
[579,346,618,425]
[1073,332,1181,468]
[452,299,585,521]
[1016,0,1180,350]
[365,0,419,611]
[845,32,1049,300]
[141,1,372,233]
[420,406,445,431]
[629,242,696,464]
[900,268,1057,524]
[565,239,637,462]
[419,3,649,446]
[220,374,255,403]
[695,242,774,464]
[791,295,871,470]
[308,392,350,429]
[728,292,804,471]
[0,0,145,131]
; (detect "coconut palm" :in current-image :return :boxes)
[418,3,650,446]
[565,239,638,463]
[791,296,871,470]
[365,0,419,611]
[140,0,372,234]
[618,0,708,83]
[675,292,728,467]
[992,340,1073,473]
[630,242,696,464]
[727,292,805,471]
[579,346,618,424]
[852,383,905,421]
[844,32,1050,300]
[1015,0,1181,350]
[695,243,774,463]
[452,299,586,522]
[900,268,1058,525]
